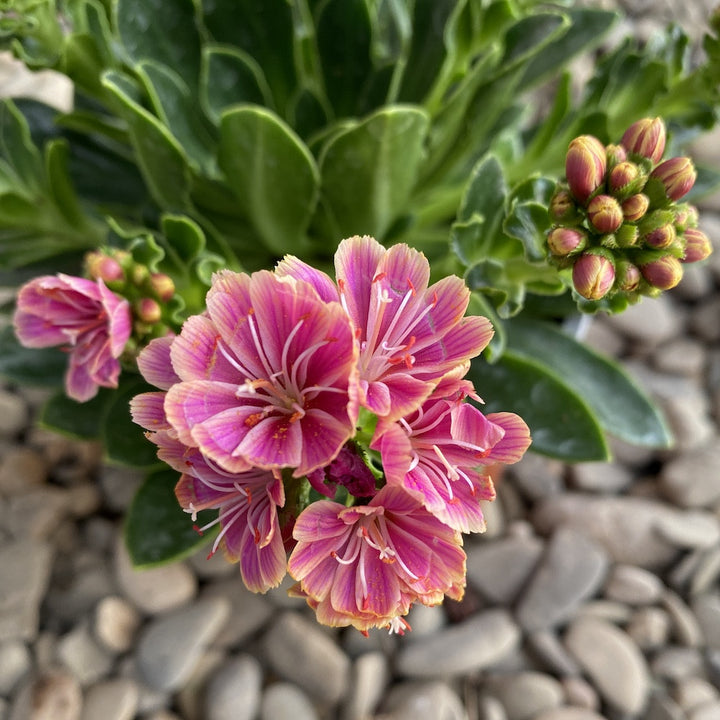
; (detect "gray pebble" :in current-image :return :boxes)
[261,682,319,720]
[508,453,564,501]
[652,337,707,376]
[691,593,720,648]
[79,678,139,720]
[569,461,633,494]
[204,654,262,720]
[7,488,69,541]
[0,388,28,436]
[560,676,600,711]
[672,677,719,713]
[654,510,720,550]
[395,609,520,678]
[404,603,446,637]
[603,564,664,605]
[485,671,564,720]
[135,596,230,691]
[645,691,685,720]
[0,640,31,695]
[341,652,388,720]
[93,596,141,654]
[532,709,608,720]
[690,296,720,342]
[9,670,82,720]
[56,621,114,686]
[689,700,720,720]
[575,599,632,624]
[380,681,467,720]
[465,534,544,604]
[690,546,720,595]
[477,694,508,720]
[99,465,143,512]
[564,617,650,715]
[262,612,350,704]
[0,447,47,494]
[526,631,582,676]
[176,647,226,720]
[605,294,682,346]
[661,590,703,647]
[626,607,671,650]
[650,646,705,680]
[660,439,720,508]
[515,526,609,632]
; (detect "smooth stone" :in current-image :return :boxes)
[176,647,226,720]
[672,677,719,713]
[56,621,114,686]
[465,535,544,604]
[395,609,520,678]
[515,526,609,632]
[564,617,650,715]
[261,683,319,720]
[689,701,720,720]
[605,294,682,346]
[532,494,680,568]
[404,603,447,637]
[507,453,564,501]
[262,612,350,704]
[690,546,720,594]
[660,440,720,507]
[690,296,720,342]
[79,678,139,720]
[661,590,703,647]
[477,694,509,720]
[0,389,28,436]
[531,709,608,720]
[44,560,115,625]
[583,318,626,358]
[114,535,197,615]
[569,461,633,494]
[0,447,47,494]
[603,564,664,605]
[645,691,685,720]
[204,654,262,720]
[0,640,31,695]
[575,599,632,624]
[654,510,720,550]
[653,337,707,376]
[135,597,231,692]
[93,596,141,654]
[9,670,82,720]
[99,465,143,512]
[188,545,236,579]
[341,652,388,720]
[650,646,705,680]
[691,593,720,648]
[626,607,671,650]
[0,539,53,641]
[485,671,564,720]
[380,681,466,720]
[560,676,600,711]
[6,488,68,540]
[526,631,581,676]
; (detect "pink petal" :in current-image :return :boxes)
[238,526,287,592]
[137,336,180,389]
[296,408,355,477]
[485,412,532,463]
[234,414,303,469]
[130,391,171,432]
[275,255,339,303]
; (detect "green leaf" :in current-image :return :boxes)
[503,201,550,262]
[315,106,429,240]
[467,350,609,462]
[500,13,568,71]
[40,388,113,439]
[0,100,44,192]
[0,324,66,387]
[218,106,319,255]
[124,467,216,568]
[506,317,673,448]
[44,139,86,227]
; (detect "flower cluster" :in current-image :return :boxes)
[547,117,713,302]
[130,235,531,633]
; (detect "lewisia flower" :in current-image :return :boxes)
[13,274,131,401]
[278,235,495,421]
[287,485,466,632]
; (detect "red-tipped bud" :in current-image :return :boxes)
[549,188,580,224]
[640,256,683,290]
[621,194,650,222]
[606,144,628,169]
[650,157,696,201]
[136,298,162,324]
[149,273,175,301]
[674,204,699,233]
[643,223,676,249]
[566,135,607,205]
[547,227,586,256]
[608,161,644,198]
[615,262,641,292]
[682,227,713,263]
[572,253,615,300]
[85,252,124,283]
[621,117,666,164]
[587,194,624,233]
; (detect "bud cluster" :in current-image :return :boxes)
[547,117,713,302]
[84,249,176,343]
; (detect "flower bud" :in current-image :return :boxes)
[621,193,650,222]
[566,135,607,205]
[674,204,699,233]
[572,253,615,300]
[682,227,713,263]
[587,194,623,233]
[608,161,644,199]
[85,252,124,283]
[149,273,175,301]
[649,157,696,201]
[605,143,628,169]
[615,261,641,292]
[549,188,580,224]
[621,117,666,164]
[547,227,586,256]
[643,223,676,249]
[640,255,683,290]
[136,298,162,324]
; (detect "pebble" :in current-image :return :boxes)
[7,488,68,540]
[395,609,520,678]
[661,590,703,647]
[672,677,719,713]
[204,654,262,720]
[690,296,720,342]
[646,691,685,720]
[690,546,720,594]
[0,388,28,436]
[114,535,198,615]
[507,453,564,500]
[0,447,47,494]
[626,607,671,650]
[691,593,720,648]
[651,647,705,680]
[603,563,664,605]
[342,651,388,720]
[9,670,82,720]
[262,612,350,705]
[564,617,650,715]
[531,709,608,720]
[79,678,139,720]
[560,676,599,711]
[515,526,609,631]
[135,596,231,691]
[654,510,720,550]
[0,539,53,640]
[261,683,319,720]
[569,461,633,493]
[56,621,115,686]
[526,631,582,676]
[99,465,143,512]
[605,293,682,346]
[176,647,226,720]
[465,534,544,604]
[93,596,141,654]
[689,701,720,720]
[652,337,707,376]
[485,671,564,720]
[477,694,508,720]
[0,640,32,695]
[380,681,467,720]
[660,439,720,507]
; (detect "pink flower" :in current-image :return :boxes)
[277,236,494,422]
[162,270,358,477]
[287,485,466,632]
[372,380,530,533]
[13,274,131,402]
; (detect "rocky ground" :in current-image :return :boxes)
[2,3,720,720]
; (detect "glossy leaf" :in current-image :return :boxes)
[219,106,319,255]
[124,467,216,568]
[506,317,673,448]
[503,201,550,262]
[40,388,113,439]
[0,100,43,192]
[0,325,66,387]
[467,350,609,462]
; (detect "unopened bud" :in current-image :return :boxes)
[649,157,696,201]
[587,194,623,233]
[621,117,666,164]
[549,188,580,224]
[572,252,615,300]
[547,227,586,256]
[621,194,650,222]
[643,223,676,249]
[615,261,641,292]
[606,144,628,169]
[85,252,124,283]
[640,255,683,290]
[566,135,607,205]
[674,204,699,233]
[682,227,713,263]
[136,298,162,324]
[149,273,175,301]
[608,161,644,198]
